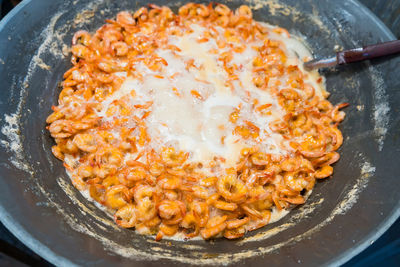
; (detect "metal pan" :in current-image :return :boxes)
[0,0,399,266]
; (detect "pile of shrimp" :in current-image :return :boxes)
[46,3,347,240]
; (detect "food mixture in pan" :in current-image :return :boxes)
[46,3,347,240]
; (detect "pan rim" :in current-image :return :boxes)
[0,2,93,266]
[322,0,400,266]
[0,0,398,266]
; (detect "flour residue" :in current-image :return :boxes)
[238,197,323,244]
[34,57,51,70]
[56,177,121,231]
[333,159,375,216]
[73,10,95,26]
[29,12,64,74]
[242,0,331,35]
[369,66,390,151]
[1,114,21,154]
[361,161,376,176]
[0,110,31,173]
[0,2,98,173]
[0,11,67,173]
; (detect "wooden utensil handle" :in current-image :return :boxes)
[337,39,400,64]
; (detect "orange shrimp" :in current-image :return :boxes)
[114,204,137,228]
[158,200,186,225]
[217,174,247,203]
[46,3,345,241]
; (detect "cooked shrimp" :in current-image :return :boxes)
[224,226,245,239]
[201,221,227,239]
[116,11,136,27]
[157,174,181,190]
[158,200,186,225]
[48,120,74,138]
[73,133,97,153]
[111,41,129,56]
[105,185,130,209]
[47,3,345,241]
[226,217,249,229]
[217,174,247,203]
[115,204,137,228]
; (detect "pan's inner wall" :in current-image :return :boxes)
[0,0,399,266]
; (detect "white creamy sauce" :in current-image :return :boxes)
[97,23,323,169]
[269,207,291,223]
[76,21,330,238]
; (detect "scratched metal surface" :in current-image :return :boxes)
[360,0,400,38]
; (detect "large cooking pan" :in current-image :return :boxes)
[0,0,399,266]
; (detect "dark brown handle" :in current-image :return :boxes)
[337,40,400,65]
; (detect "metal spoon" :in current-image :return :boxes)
[304,39,400,70]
